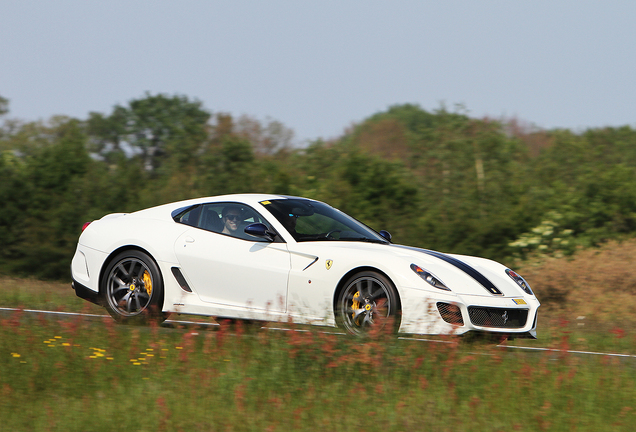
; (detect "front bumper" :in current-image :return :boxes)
[399,287,540,336]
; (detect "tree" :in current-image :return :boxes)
[8,119,92,279]
[0,95,8,117]
[87,93,211,171]
[235,115,294,156]
[199,135,257,195]
[0,150,28,272]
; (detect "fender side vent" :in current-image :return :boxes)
[171,267,192,292]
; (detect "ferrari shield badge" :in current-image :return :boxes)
[325,259,333,270]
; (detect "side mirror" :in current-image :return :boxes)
[379,230,392,242]
[244,223,276,241]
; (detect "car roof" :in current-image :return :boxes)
[130,194,309,220]
[168,193,306,208]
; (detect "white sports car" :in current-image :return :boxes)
[71,194,540,337]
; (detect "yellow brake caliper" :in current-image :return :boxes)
[352,291,360,324]
[143,271,153,296]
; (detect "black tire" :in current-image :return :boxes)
[101,250,168,324]
[336,271,401,336]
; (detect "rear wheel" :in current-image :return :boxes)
[101,250,167,324]
[336,271,401,336]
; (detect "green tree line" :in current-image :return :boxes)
[1,93,635,279]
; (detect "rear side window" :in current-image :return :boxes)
[172,205,202,227]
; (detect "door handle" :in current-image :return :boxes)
[185,236,195,243]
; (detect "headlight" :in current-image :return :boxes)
[505,269,533,295]
[411,264,451,291]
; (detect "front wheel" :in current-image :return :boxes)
[101,250,168,324]
[336,271,401,336]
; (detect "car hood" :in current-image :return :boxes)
[392,244,518,296]
[290,240,534,299]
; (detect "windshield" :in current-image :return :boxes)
[260,198,388,243]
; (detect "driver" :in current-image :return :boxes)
[281,212,298,235]
[222,206,243,236]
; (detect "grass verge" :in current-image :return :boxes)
[2,312,636,431]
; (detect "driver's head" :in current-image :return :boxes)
[222,206,242,233]
[283,212,298,231]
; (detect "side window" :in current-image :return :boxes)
[176,202,277,241]
[199,205,224,232]
[173,205,202,227]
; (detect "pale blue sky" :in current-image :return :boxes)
[2,1,635,143]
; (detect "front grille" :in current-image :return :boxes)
[468,307,528,328]
[437,302,464,325]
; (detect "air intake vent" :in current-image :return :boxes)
[171,267,192,292]
[468,307,528,328]
[436,302,464,325]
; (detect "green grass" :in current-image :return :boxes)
[2,311,636,430]
[0,276,103,314]
[2,277,636,431]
